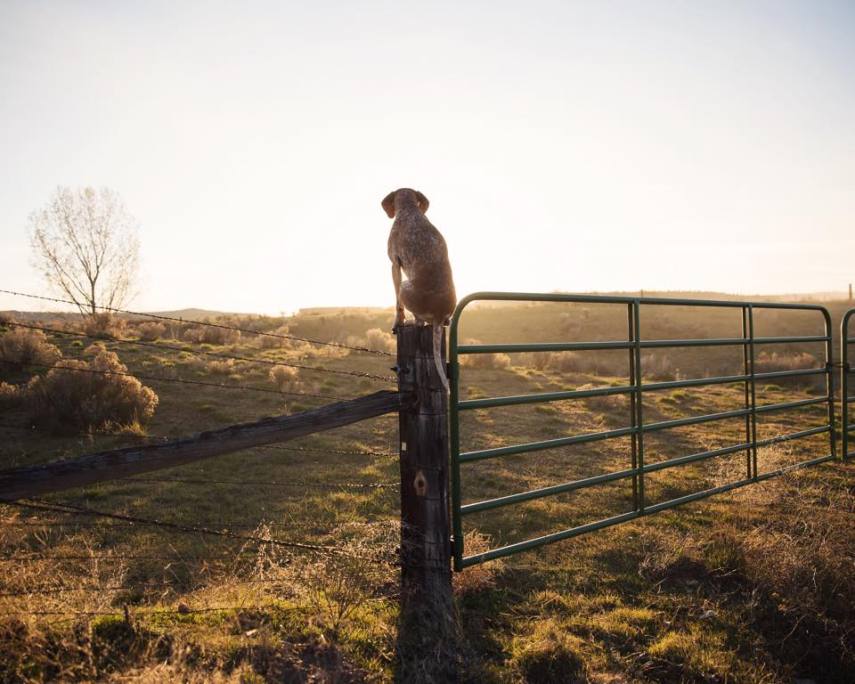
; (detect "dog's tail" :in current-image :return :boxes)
[432,324,450,393]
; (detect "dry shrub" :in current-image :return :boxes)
[520,352,551,371]
[640,352,675,381]
[545,350,619,376]
[754,351,819,387]
[576,383,628,414]
[25,344,158,433]
[206,358,237,375]
[546,351,585,374]
[269,365,300,391]
[301,342,349,361]
[82,313,126,338]
[135,321,166,341]
[459,339,511,370]
[253,325,292,349]
[754,351,815,373]
[182,325,240,345]
[453,530,504,595]
[0,327,62,370]
[364,328,395,354]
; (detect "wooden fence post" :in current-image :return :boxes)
[395,323,457,680]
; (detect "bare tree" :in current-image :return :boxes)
[29,187,140,317]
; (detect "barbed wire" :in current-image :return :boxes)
[0,519,290,529]
[126,475,396,489]
[1,499,392,564]
[0,470,394,493]
[0,359,348,401]
[5,606,278,620]
[4,604,307,622]
[0,551,256,563]
[0,287,394,356]
[0,514,394,530]
[0,421,397,459]
[254,443,396,458]
[0,573,334,598]
[7,320,395,383]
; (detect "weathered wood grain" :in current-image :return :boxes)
[0,390,404,501]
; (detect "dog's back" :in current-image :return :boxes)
[385,189,456,324]
[384,188,457,391]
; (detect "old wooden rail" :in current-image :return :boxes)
[0,390,404,501]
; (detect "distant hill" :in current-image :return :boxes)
[146,308,237,321]
[2,290,851,321]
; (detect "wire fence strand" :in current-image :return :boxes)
[0,422,397,459]
[6,605,303,621]
[6,320,395,383]
[0,499,392,563]
[0,359,349,401]
[0,287,393,356]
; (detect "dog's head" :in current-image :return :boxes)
[382,188,429,219]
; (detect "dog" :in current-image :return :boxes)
[383,188,456,391]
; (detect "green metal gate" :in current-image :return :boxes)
[844,309,854,461]
[449,292,837,570]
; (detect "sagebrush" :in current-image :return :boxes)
[25,344,158,433]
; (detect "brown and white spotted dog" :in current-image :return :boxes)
[382,188,456,391]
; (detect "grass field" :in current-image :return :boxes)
[1,296,853,682]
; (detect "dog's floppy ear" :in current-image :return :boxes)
[415,190,429,214]
[381,191,397,219]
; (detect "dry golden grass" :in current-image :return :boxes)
[0,301,852,682]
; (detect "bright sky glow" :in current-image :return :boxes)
[1,1,854,314]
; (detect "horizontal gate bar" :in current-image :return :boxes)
[460,448,835,567]
[459,386,827,415]
[458,384,633,410]
[459,426,636,462]
[460,341,630,354]
[754,396,827,414]
[644,408,750,433]
[459,335,830,355]
[461,422,829,466]
[755,425,830,447]
[460,401,829,464]
[461,467,636,515]
[462,419,833,523]
[451,291,832,310]
[460,421,829,519]
[642,442,751,473]
[462,442,753,516]
[460,511,642,567]
[644,367,826,392]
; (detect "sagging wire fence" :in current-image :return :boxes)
[1,359,351,402]
[0,373,404,622]
[1,495,398,622]
[3,319,395,384]
[1,499,381,558]
[0,287,394,357]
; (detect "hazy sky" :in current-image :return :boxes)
[2,1,854,314]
